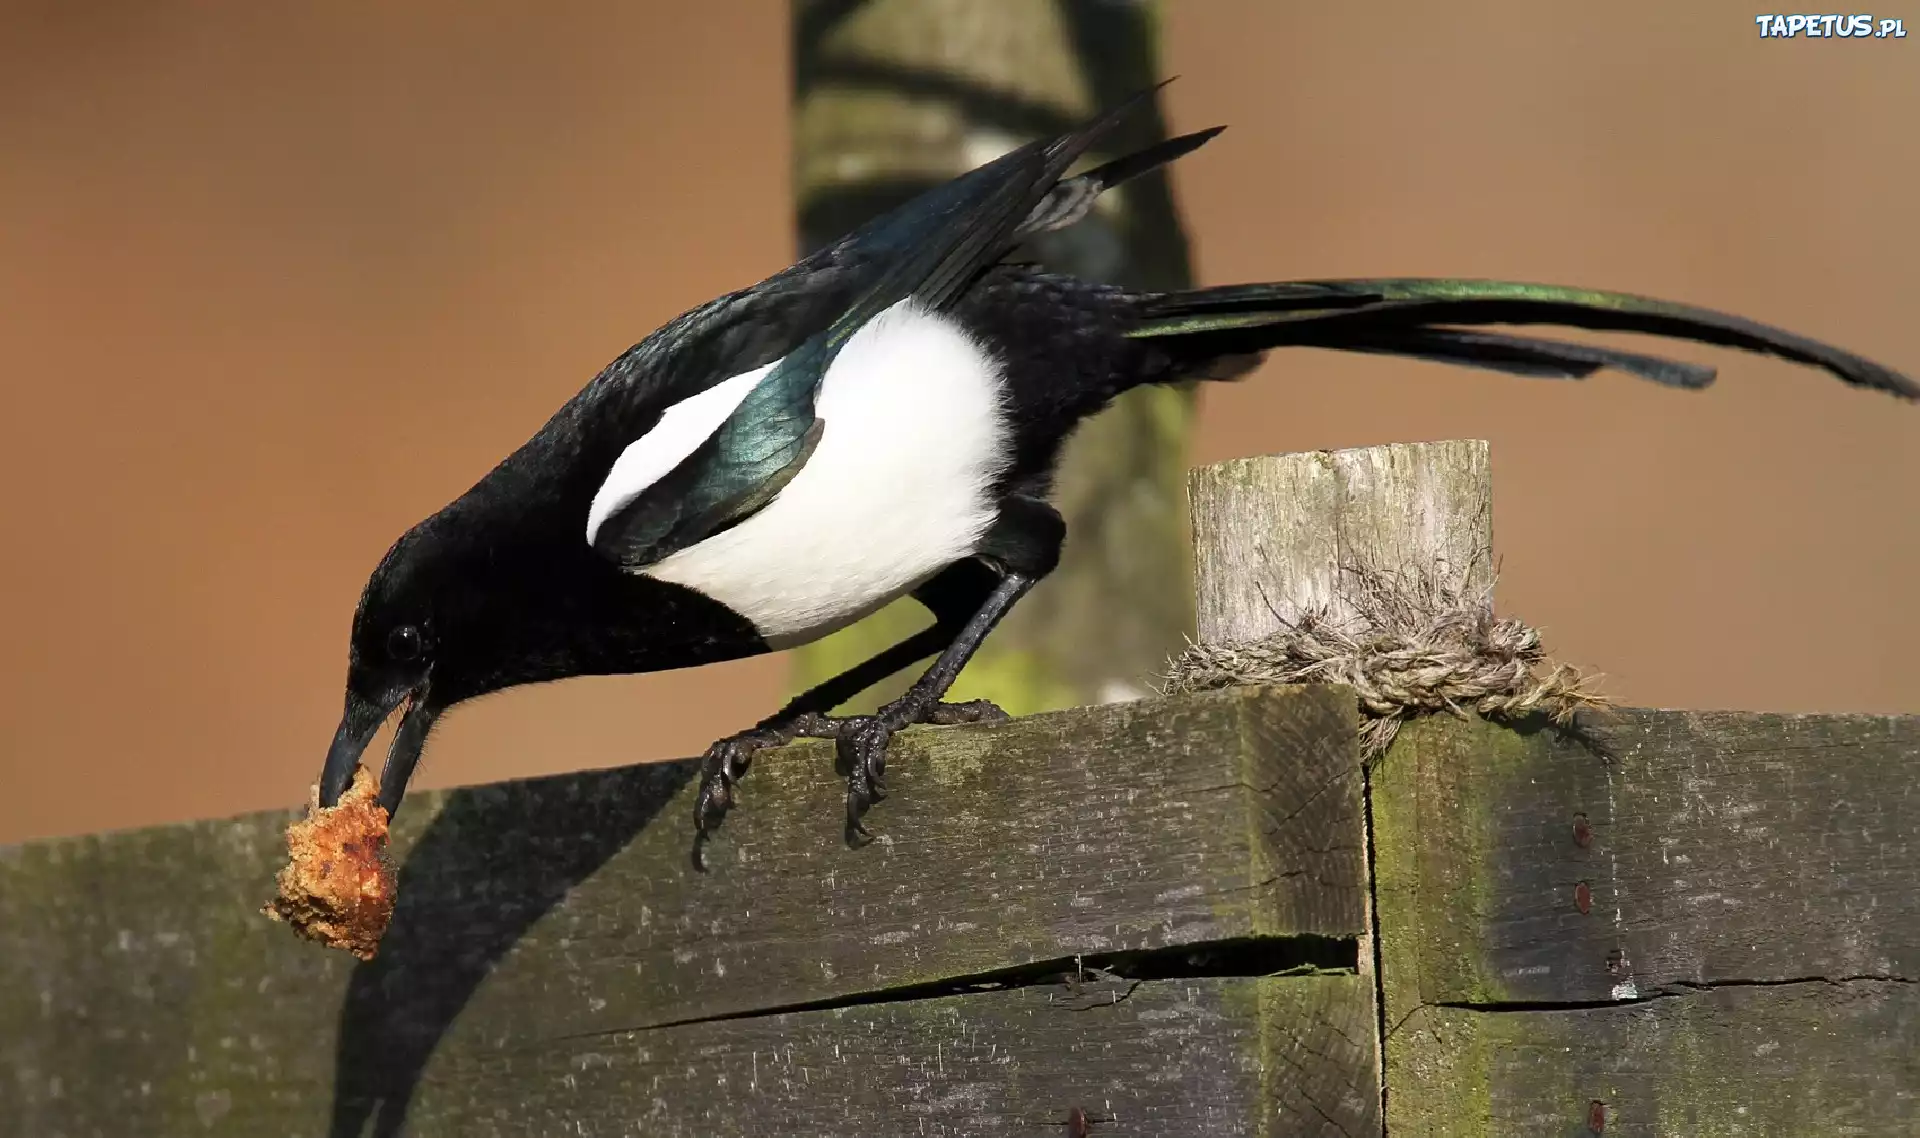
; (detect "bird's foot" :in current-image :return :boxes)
[691,697,1005,851]
[794,697,1008,844]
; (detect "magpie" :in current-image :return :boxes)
[316,88,1917,849]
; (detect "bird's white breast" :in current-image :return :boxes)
[598,302,1012,649]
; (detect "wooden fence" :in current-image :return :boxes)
[4,442,1915,1136]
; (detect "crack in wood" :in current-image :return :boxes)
[1361,754,1392,1133]
[550,934,1362,1042]
[1246,765,1361,837]
[1414,973,1917,1018]
[1267,1036,1363,1138]
[1659,974,1917,994]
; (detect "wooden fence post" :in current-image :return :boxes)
[1190,439,1920,1136]
[1185,438,1492,1131]
[1187,440,1492,641]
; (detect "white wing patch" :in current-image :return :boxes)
[583,359,778,548]
[637,302,1011,649]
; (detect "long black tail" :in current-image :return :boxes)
[1128,278,1918,399]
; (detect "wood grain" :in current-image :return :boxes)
[403,975,1376,1138]
[3,966,1377,1137]
[1185,440,1495,1138]
[1389,977,1920,1136]
[1374,709,1920,1012]
[0,686,1368,1135]
[1374,708,1920,1133]
[1187,440,1493,642]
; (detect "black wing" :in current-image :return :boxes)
[591,85,1204,569]
[583,122,1225,417]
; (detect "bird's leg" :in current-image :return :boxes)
[691,556,1023,838]
[693,621,961,835]
[693,497,1063,846]
[824,570,1037,842]
[822,496,1064,841]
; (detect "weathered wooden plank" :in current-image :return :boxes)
[390,974,1376,1138]
[0,686,1367,1134]
[0,810,359,1138]
[1373,709,1920,1020]
[1187,440,1492,639]
[1388,977,1920,1136]
[3,968,1373,1137]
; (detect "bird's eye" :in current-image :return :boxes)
[386,624,424,662]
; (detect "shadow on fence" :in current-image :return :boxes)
[329,760,695,1138]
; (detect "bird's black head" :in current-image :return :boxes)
[315,489,769,819]
[317,516,470,818]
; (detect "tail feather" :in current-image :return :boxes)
[1130,278,1918,399]
[1331,328,1718,389]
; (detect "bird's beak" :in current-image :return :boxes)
[318,684,441,819]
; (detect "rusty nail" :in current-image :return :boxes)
[1066,1107,1090,1137]
[1575,881,1592,915]
[1572,812,1592,848]
[1587,1099,1607,1132]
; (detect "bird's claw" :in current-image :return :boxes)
[837,696,1005,843]
[693,696,1008,848]
[692,724,790,837]
[841,717,892,845]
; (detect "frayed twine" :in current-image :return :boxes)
[1162,561,1609,760]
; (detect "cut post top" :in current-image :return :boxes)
[1187,440,1493,644]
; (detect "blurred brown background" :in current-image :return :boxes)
[2,2,1913,845]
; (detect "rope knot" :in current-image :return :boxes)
[1163,562,1607,759]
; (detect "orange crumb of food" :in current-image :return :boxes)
[260,764,396,960]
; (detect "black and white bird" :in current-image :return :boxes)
[316,90,1916,846]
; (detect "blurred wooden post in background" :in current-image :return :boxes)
[789,0,1201,714]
